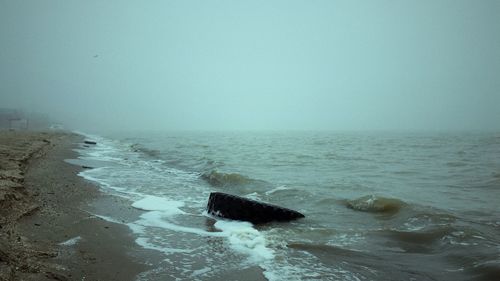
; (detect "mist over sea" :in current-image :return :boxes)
[74,130,500,281]
[2,1,499,279]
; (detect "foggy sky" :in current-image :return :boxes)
[1,0,499,131]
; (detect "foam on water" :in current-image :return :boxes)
[132,196,186,215]
[75,133,448,281]
[70,132,335,280]
[244,192,262,201]
[265,185,290,195]
[69,131,375,281]
[133,211,221,237]
[260,249,364,281]
[133,235,193,255]
[130,209,274,263]
[68,130,500,281]
[327,232,365,247]
[214,220,275,262]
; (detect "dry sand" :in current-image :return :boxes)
[0,131,154,281]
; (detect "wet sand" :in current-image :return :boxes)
[0,131,153,281]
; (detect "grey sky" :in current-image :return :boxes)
[1,0,499,131]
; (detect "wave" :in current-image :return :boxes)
[376,224,483,254]
[201,170,255,187]
[383,227,455,246]
[130,143,160,158]
[470,260,500,281]
[265,185,290,195]
[288,242,368,257]
[346,195,406,214]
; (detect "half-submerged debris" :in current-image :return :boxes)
[207,192,305,224]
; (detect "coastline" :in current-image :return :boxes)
[0,131,154,281]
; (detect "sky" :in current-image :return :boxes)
[1,0,499,131]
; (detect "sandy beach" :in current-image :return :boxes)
[0,131,152,281]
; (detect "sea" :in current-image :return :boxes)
[69,130,500,281]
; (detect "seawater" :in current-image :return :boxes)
[72,131,500,281]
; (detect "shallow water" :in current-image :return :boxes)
[73,131,500,280]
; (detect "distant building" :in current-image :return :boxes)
[0,108,53,130]
[0,108,26,130]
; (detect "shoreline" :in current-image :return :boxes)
[0,131,155,281]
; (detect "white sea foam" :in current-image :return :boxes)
[245,192,261,201]
[265,185,290,195]
[327,232,365,247]
[214,220,274,262]
[132,196,186,215]
[71,131,308,279]
[134,236,192,254]
[261,250,363,281]
[130,209,274,264]
[135,211,222,236]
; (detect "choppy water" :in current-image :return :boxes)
[72,131,500,281]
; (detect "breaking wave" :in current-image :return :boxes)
[346,195,406,214]
[201,170,255,187]
[130,143,160,158]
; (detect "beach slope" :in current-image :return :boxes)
[0,131,148,281]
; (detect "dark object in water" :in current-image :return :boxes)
[84,140,97,145]
[207,192,305,224]
[82,166,93,169]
